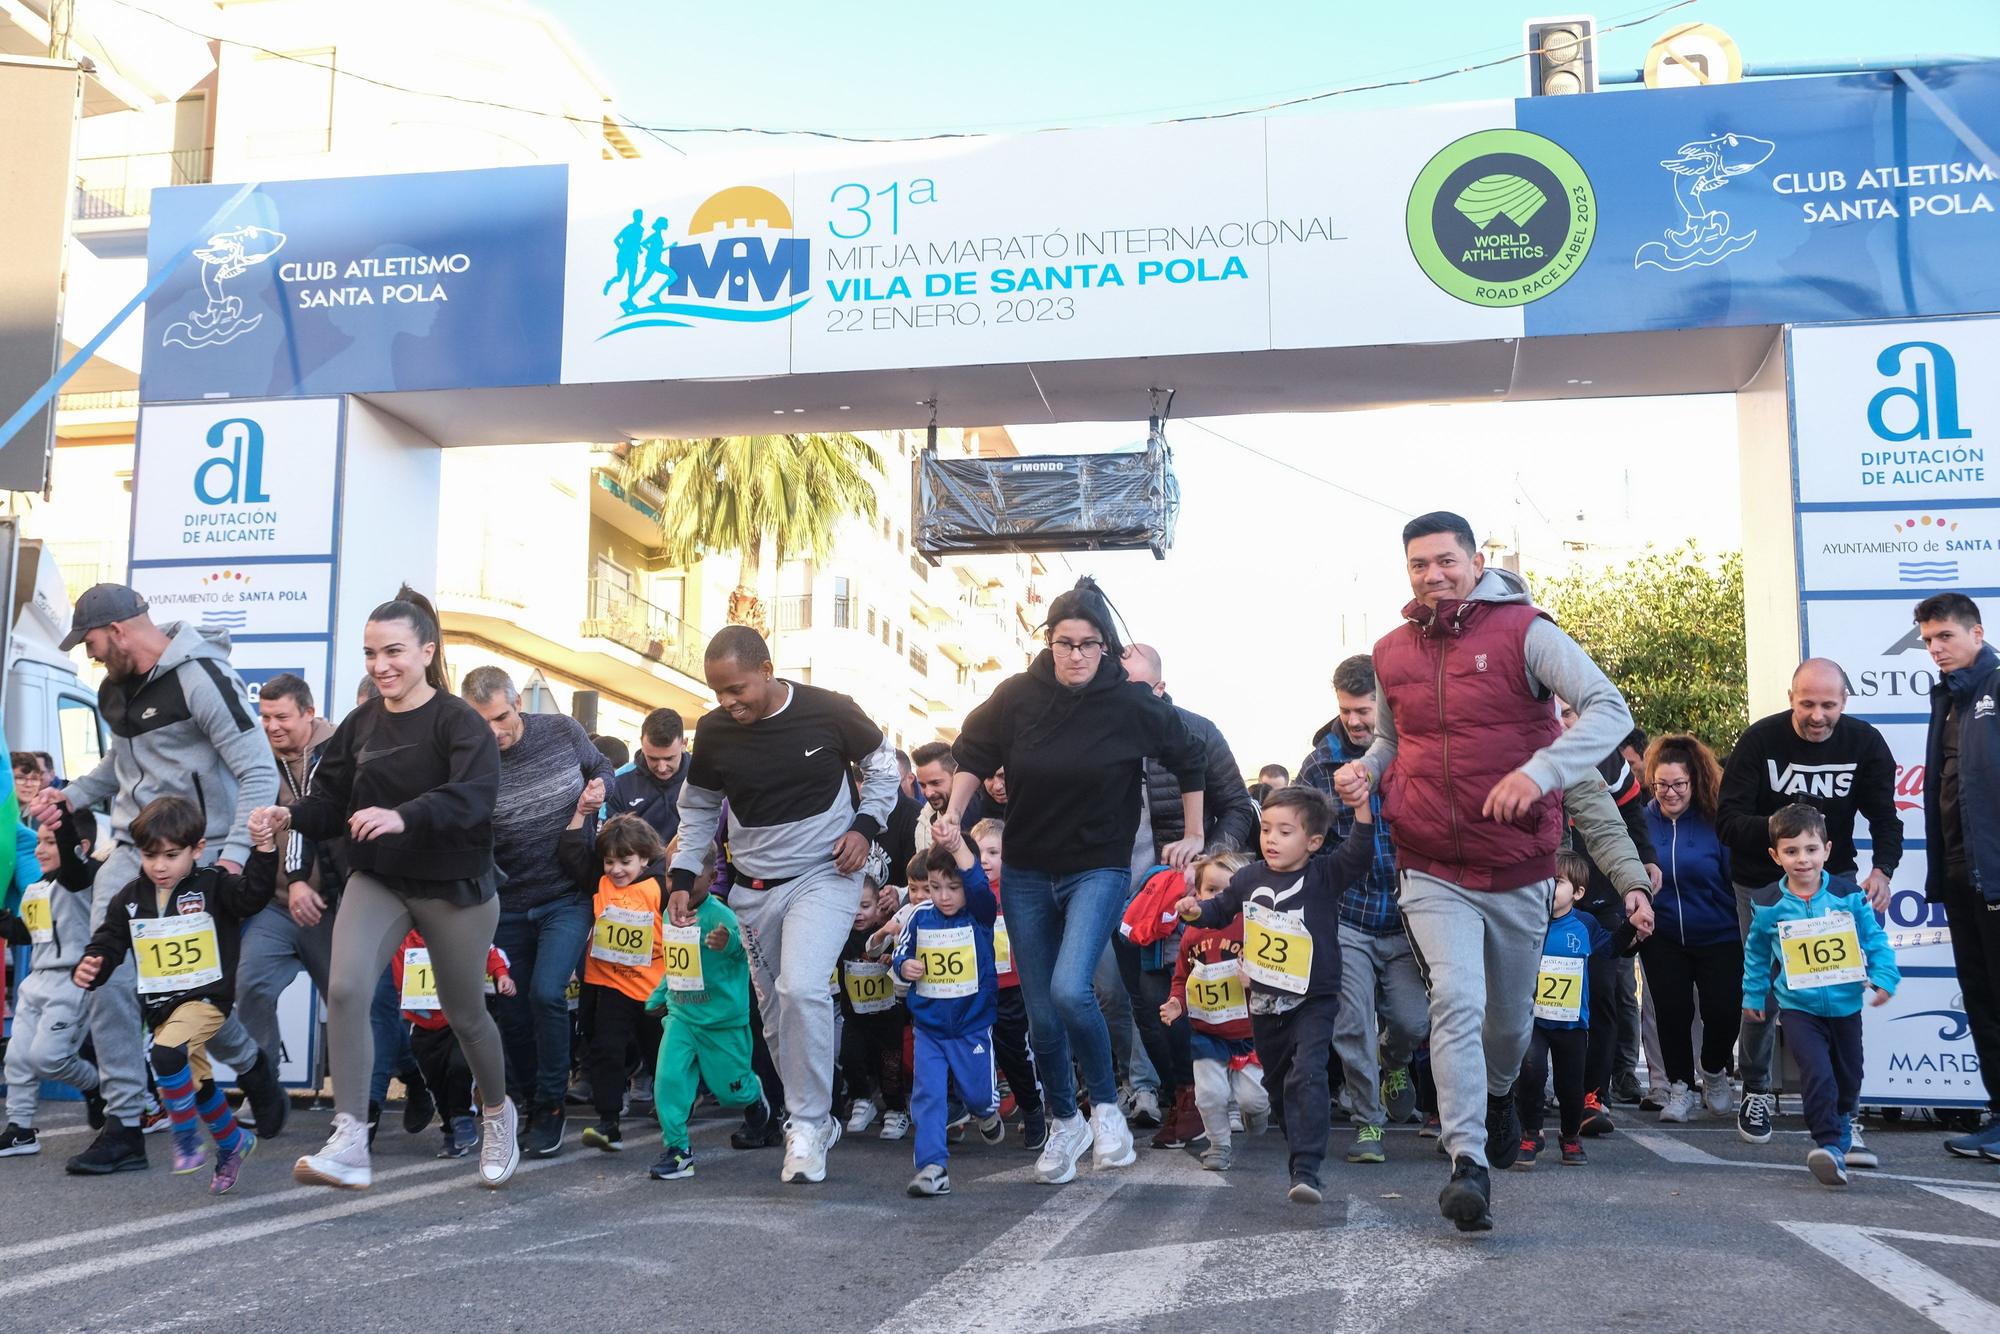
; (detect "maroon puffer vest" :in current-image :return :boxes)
[1373,596,1564,891]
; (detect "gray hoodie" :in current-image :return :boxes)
[63,621,278,867]
[1358,566,1634,801]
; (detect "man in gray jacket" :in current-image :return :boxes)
[32,585,283,1175]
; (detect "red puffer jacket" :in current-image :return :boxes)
[1374,594,1564,891]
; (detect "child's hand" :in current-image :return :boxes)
[1159,997,1183,1024]
[578,777,606,818]
[495,975,517,997]
[71,954,103,988]
[899,957,925,983]
[1867,985,1892,1007]
[1174,895,1202,922]
[705,926,730,951]
[1742,1007,1764,1023]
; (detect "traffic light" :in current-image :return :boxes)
[1526,17,1596,96]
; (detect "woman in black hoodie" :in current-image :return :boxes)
[940,578,1205,1185]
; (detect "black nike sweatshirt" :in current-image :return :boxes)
[954,652,1203,875]
[288,691,501,886]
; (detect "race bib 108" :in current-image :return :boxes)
[591,905,656,968]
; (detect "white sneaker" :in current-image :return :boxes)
[845,1099,879,1135]
[294,1113,371,1189]
[1658,1081,1698,1123]
[1033,1112,1093,1185]
[781,1117,839,1184]
[1846,1121,1880,1169]
[479,1097,520,1188]
[1228,1105,1245,1133]
[1700,1069,1734,1118]
[1091,1102,1136,1170]
[879,1110,911,1140]
[1128,1087,1161,1128]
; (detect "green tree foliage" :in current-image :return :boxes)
[619,433,882,631]
[1538,544,1749,754]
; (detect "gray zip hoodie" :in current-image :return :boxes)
[62,621,278,866]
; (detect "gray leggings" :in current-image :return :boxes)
[328,872,505,1120]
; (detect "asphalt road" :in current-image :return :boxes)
[4,1101,1999,1333]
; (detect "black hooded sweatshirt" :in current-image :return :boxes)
[954,651,1203,875]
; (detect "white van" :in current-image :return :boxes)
[3,531,109,781]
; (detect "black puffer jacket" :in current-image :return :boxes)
[1143,699,1257,855]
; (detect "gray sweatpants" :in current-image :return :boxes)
[732,860,865,1130]
[1734,879,1784,1092]
[325,872,505,1120]
[236,900,336,1062]
[89,842,261,1122]
[1400,869,1554,1169]
[1332,923,1431,1127]
[4,968,98,1126]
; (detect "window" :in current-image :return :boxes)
[895,629,904,654]
[58,695,106,780]
[833,577,855,629]
[243,48,337,157]
[866,607,877,635]
[896,528,906,553]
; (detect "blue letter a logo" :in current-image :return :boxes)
[1867,341,1971,443]
[195,418,271,505]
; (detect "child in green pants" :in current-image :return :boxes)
[644,889,770,1179]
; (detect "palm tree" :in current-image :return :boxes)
[616,432,883,634]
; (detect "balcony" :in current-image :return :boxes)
[580,578,703,680]
[773,594,812,632]
[73,148,212,221]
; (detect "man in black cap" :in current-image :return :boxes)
[31,584,286,1174]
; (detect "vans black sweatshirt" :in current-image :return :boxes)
[1716,712,1903,880]
[954,653,1203,875]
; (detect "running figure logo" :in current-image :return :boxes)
[162,225,288,348]
[603,208,679,315]
[1633,132,1776,271]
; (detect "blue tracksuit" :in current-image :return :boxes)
[1538,908,1616,1030]
[894,864,999,1170]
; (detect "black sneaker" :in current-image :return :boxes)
[524,1106,566,1157]
[402,1079,436,1136]
[237,1053,289,1140]
[1021,1106,1049,1152]
[650,1145,694,1179]
[1287,1173,1324,1205]
[1485,1091,1521,1170]
[1608,1074,1644,1106]
[85,1089,106,1131]
[1737,1091,1775,1145]
[581,1120,624,1152]
[65,1118,148,1175]
[1439,1154,1493,1232]
[731,1095,780,1150]
[0,1123,40,1157]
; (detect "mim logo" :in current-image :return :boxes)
[1868,341,1971,443]
[195,418,270,506]
[1768,760,1856,799]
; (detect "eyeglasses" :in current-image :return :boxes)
[1655,779,1692,794]
[1050,638,1105,658]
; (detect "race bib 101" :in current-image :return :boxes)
[843,959,897,1013]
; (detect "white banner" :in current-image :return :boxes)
[1861,939,1985,1107]
[129,560,335,639]
[131,399,341,562]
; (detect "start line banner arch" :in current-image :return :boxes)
[136,64,2000,405]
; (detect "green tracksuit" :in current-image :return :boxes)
[647,896,763,1148]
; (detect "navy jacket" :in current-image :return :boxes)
[1643,802,1737,947]
[609,760,688,847]
[1925,645,2000,904]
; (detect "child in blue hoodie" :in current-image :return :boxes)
[1741,803,1899,1188]
[894,828,1001,1198]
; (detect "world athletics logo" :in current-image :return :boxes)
[598,185,810,338]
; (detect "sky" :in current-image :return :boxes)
[534,0,1999,770]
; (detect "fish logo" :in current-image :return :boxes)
[1893,1008,1971,1041]
[599,185,810,339]
[163,225,288,349]
[1634,132,1775,271]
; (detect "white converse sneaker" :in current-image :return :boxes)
[1658,1081,1699,1123]
[845,1099,879,1135]
[1845,1121,1880,1169]
[479,1097,520,1188]
[1091,1101,1136,1170]
[781,1117,840,1184]
[294,1112,371,1189]
[1033,1112,1093,1185]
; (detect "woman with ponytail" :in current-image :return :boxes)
[938,577,1206,1185]
[250,587,519,1190]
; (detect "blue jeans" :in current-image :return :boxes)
[494,897,593,1113]
[999,863,1130,1120]
[369,966,415,1105]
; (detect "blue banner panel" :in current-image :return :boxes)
[141,165,568,401]
[1519,66,2000,336]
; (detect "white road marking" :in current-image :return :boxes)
[0,1154,578,1301]
[1778,1222,2000,1334]
[1915,1184,2000,1222]
[1626,1130,2000,1190]
[879,1193,1477,1334]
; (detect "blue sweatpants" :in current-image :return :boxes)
[1779,1008,1863,1149]
[912,1026,998,1171]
